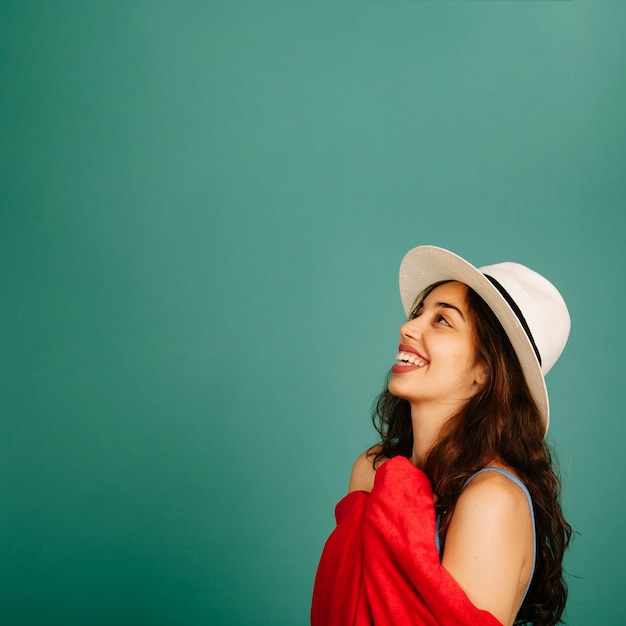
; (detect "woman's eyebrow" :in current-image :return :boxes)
[436,302,465,320]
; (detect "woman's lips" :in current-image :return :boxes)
[391,344,429,373]
[398,344,428,360]
[391,363,423,373]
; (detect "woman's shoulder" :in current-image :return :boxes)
[347,445,388,494]
[460,462,531,513]
[452,465,534,548]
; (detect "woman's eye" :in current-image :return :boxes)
[436,314,450,326]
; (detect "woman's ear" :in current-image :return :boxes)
[474,364,489,387]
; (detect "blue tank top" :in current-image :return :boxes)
[435,467,536,612]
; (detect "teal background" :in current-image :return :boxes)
[1,1,624,624]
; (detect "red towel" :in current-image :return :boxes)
[311,456,503,626]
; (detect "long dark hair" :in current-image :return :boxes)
[371,281,572,626]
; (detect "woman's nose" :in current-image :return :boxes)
[400,317,422,340]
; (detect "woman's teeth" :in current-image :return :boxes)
[395,351,427,367]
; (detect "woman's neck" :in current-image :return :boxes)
[408,402,458,468]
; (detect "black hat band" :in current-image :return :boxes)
[483,273,542,367]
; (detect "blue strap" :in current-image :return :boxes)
[435,467,536,613]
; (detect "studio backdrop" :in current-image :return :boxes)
[1,2,624,625]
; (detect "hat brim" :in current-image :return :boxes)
[399,245,549,433]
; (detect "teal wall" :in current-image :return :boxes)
[2,2,624,624]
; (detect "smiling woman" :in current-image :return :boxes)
[311,246,572,626]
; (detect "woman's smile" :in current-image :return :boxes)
[392,343,430,373]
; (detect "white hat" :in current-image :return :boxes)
[398,245,570,433]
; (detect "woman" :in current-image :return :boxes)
[311,245,572,626]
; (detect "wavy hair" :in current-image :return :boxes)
[371,281,572,626]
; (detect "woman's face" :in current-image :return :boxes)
[388,281,487,415]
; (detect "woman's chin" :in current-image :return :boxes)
[387,378,410,401]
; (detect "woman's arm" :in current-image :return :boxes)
[441,471,534,626]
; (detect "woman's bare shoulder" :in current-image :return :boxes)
[458,469,531,519]
[347,445,387,493]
